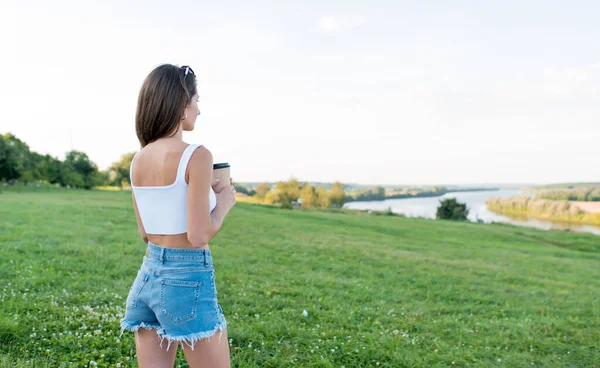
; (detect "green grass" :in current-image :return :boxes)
[1,190,599,367]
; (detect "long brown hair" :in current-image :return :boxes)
[135,64,197,147]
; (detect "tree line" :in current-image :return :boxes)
[348,186,451,202]
[243,179,346,209]
[0,133,135,190]
[533,187,600,202]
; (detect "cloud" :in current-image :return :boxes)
[352,16,369,26]
[320,16,341,32]
[319,16,368,32]
[543,67,589,83]
[541,63,600,97]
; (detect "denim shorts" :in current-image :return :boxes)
[120,242,227,350]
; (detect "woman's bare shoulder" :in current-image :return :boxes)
[186,144,213,181]
[190,144,212,162]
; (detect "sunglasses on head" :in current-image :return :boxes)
[181,65,195,80]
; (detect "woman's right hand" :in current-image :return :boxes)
[212,179,236,212]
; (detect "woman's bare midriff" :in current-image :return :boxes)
[145,234,209,256]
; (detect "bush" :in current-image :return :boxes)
[436,198,469,220]
[370,206,402,216]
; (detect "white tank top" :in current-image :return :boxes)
[130,144,217,235]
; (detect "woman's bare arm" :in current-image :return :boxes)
[186,146,232,248]
[132,193,148,244]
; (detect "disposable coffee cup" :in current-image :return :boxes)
[212,163,230,193]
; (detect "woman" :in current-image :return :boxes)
[120,64,236,368]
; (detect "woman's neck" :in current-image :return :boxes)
[172,125,184,140]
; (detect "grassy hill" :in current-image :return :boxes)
[0,190,599,367]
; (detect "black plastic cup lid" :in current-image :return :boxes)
[213,163,230,169]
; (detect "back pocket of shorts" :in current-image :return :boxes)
[160,279,202,323]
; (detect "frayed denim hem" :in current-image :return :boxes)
[119,319,163,338]
[157,319,228,351]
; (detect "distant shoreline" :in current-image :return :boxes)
[345,187,500,203]
[486,196,600,227]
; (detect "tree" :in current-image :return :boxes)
[109,151,137,189]
[254,182,271,199]
[61,168,85,188]
[0,135,18,182]
[436,198,469,220]
[273,181,292,208]
[98,169,114,187]
[46,156,65,186]
[286,177,301,203]
[232,183,252,196]
[353,186,387,202]
[0,133,30,183]
[301,184,317,208]
[264,191,275,204]
[374,186,385,198]
[316,188,331,208]
[64,150,100,189]
[330,181,346,208]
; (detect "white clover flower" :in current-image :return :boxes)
[302,310,309,317]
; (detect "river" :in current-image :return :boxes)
[343,189,600,235]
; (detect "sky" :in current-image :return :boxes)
[2,0,599,186]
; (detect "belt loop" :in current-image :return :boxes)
[159,247,165,263]
[203,251,207,267]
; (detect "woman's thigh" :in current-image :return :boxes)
[182,329,230,368]
[135,328,178,368]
